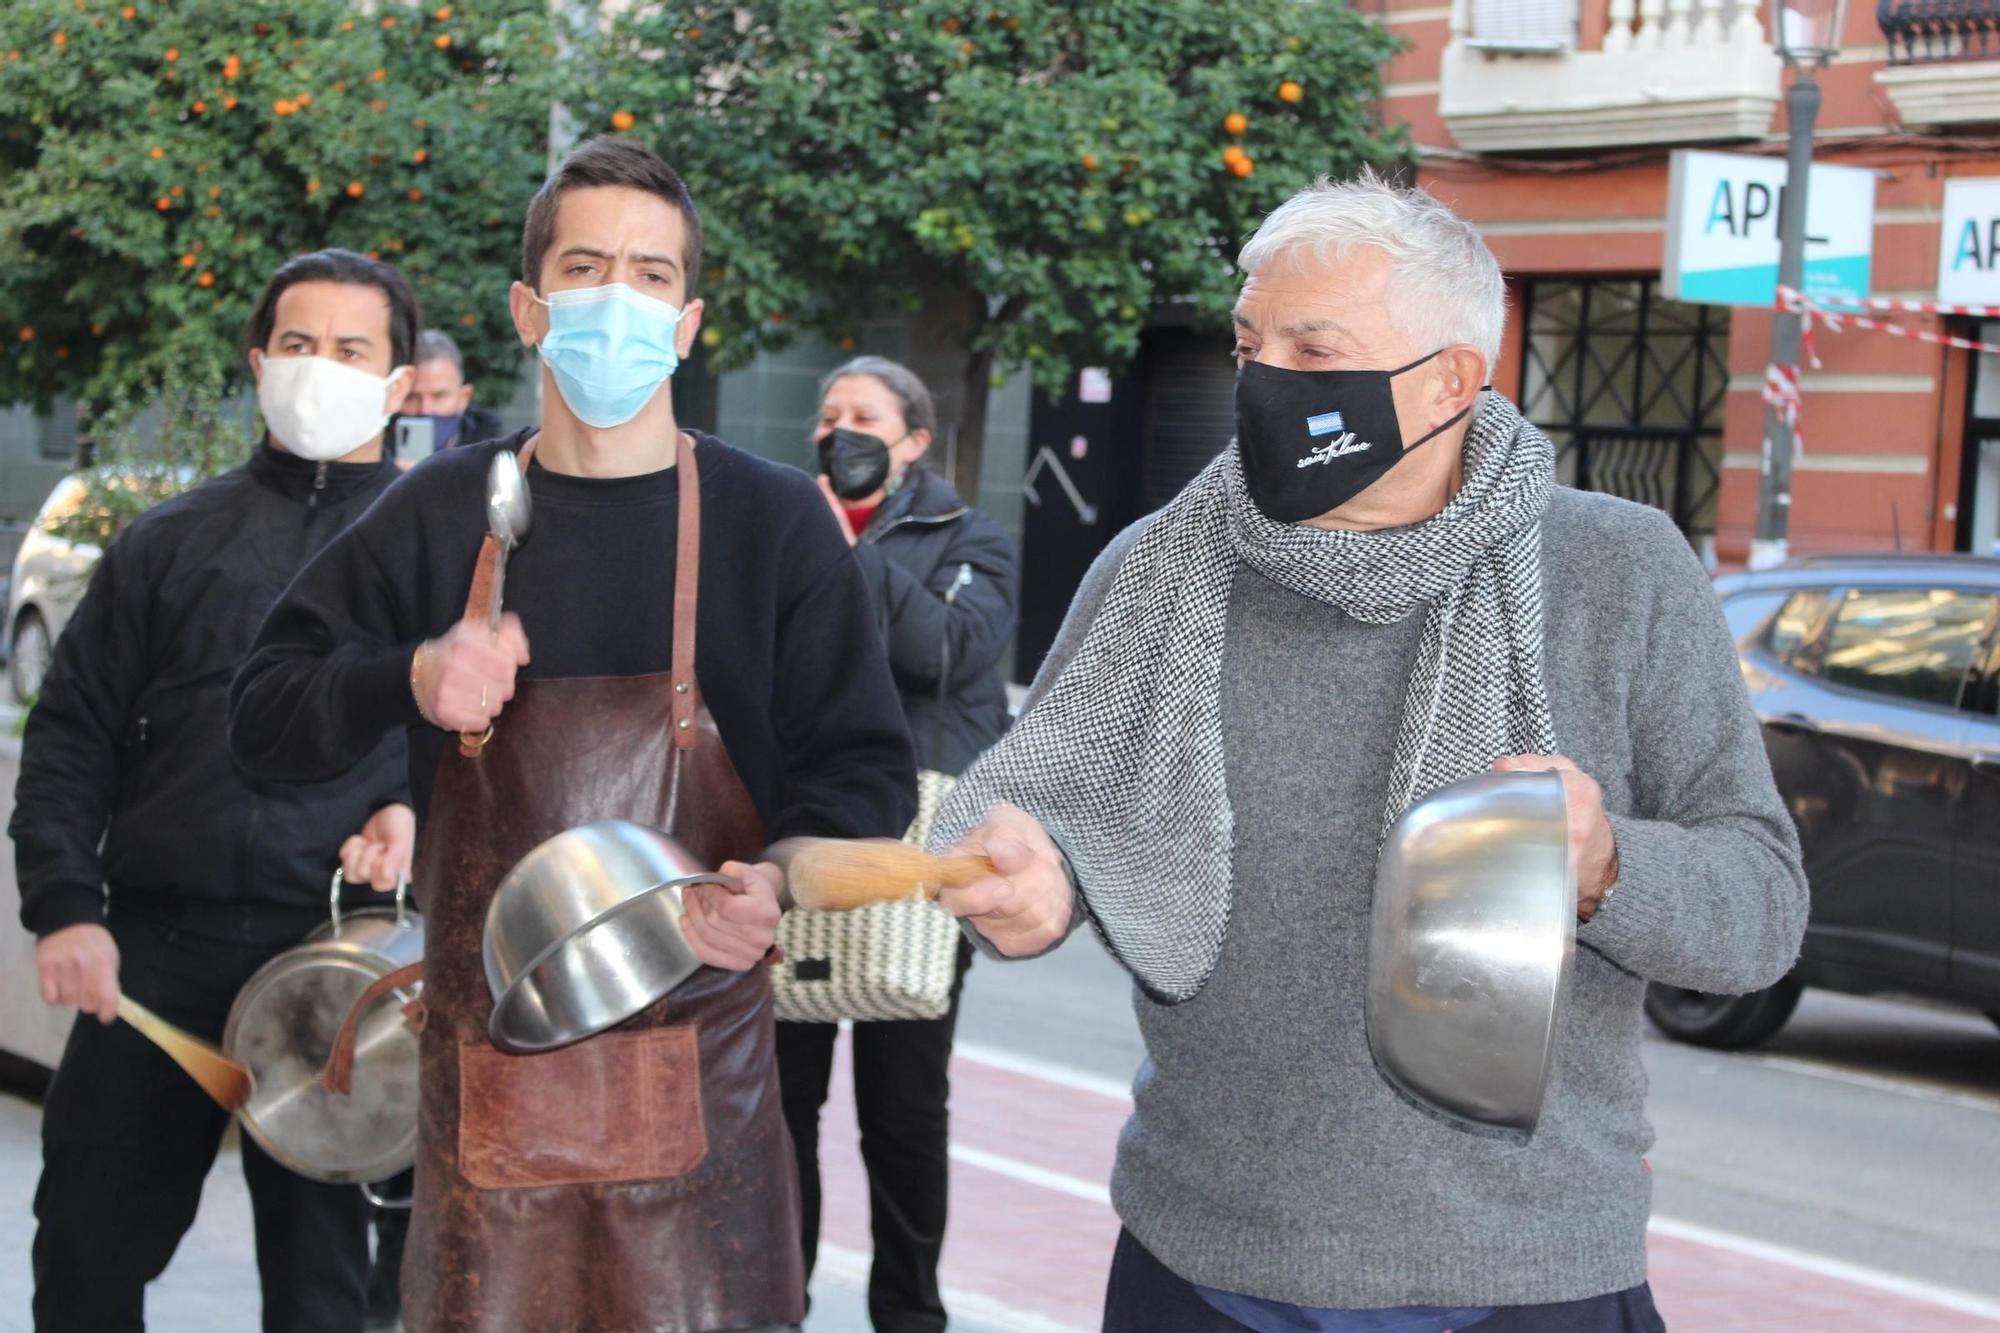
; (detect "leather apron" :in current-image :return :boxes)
[400,434,805,1333]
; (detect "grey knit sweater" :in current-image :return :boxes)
[1010,485,1808,1308]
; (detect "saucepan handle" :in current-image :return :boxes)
[359,1179,414,1210]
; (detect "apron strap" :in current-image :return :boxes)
[321,960,426,1096]
[451,433,703,754]
[672,431,702,751]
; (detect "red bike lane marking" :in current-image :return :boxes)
[811,1036,2000,1332]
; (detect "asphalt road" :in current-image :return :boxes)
[958,927,2000,1306]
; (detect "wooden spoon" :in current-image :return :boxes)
[117,994,254,1111]
[767,838,995,913]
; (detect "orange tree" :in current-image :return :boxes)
[0,0,555,412]
[585,0,1406,500]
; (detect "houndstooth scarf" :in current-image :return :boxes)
[931,395,1558,1004]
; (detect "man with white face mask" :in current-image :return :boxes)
[13,248,420,1332]
[231,138,913,1332]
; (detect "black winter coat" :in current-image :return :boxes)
[849,465,1019,776]
[10,446,409,944]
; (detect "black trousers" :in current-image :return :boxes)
[775,943,972,1333]
[32,908,369,1333]
[1102,1229,1668,1333]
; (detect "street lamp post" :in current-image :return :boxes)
[1751,0,1849,571]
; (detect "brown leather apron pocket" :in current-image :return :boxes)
[456,1025,708,1190]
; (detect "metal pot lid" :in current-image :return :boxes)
[224,947,422,1184]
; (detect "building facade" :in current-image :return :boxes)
[1385,0,2000,562]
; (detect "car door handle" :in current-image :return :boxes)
[1765,712,1821,736]
[1973,752,2000,777]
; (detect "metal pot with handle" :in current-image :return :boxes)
[222,871,425,1187]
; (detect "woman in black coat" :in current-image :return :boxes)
[778,356,1020,1333]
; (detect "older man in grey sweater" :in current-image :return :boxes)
[928,175,1808,1331]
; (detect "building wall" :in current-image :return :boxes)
[1386,0,2000,562]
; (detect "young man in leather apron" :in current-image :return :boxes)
[14,250,421,1332]
[229,138,917,1333]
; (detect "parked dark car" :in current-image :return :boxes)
[1644,553,2000,1049]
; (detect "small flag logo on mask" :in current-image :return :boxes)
[1306,411,1345,438]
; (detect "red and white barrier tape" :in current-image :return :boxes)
[1775,287,2000,319]
[1761,361,1804,454]
[1777,286,2000,367]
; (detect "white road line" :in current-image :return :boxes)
[1649,1216,2000,1319]
[1737,1052,2000,1115]
[954,1042,1134,1106]
[954,1043,2000,1319]
[817,1242,1091,1333]
[948,1143,1114,1205]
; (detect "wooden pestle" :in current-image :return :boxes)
[117,994,255,1111]
[766,838,995,913]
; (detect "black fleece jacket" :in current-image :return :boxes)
[849,465,1018,776]
[11,446,410,944]
[228,431,916,846]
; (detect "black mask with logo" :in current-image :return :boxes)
[818,427,893,501]
[1234,351,1480,524]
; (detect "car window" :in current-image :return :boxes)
[1764,589,1832,663]
[1812,588,2000,709]
[1722,591,1789,646]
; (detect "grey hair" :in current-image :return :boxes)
[1236,169,1506,371]
[818,356,938,438]
[414,328,465,372]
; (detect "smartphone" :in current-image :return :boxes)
[395,416,436,465]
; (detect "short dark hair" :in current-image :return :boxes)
[520,136,704,298]
[245,249,422,370]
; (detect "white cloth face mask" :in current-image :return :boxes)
[257,354,409,461]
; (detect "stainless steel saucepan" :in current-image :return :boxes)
[483,821,736,1053]
[1365,770,1575,1135]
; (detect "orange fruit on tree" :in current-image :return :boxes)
[155,196,172,210]
[460,313,476,326]
[1081,152,1100,171]
[165,48,179,62]
[180,253,196,268]
[435,5,453,18]
[341,18,354,30]
[1230,156,1255,177]
[192,100,206,113]
[370,67,386,81]
[1278,80,1303,103]
[611,110,636,131]
[942,16,960,31]
[52,32,68,47]
[121,5,135,17]
[209,185,221,198]
[686,26,702,38]
[1221,145,1245,165]
[346,181,365,197]
[414,148,428,162]
[408,188,424,202]
[223,96,237,109]
[434,33,451,49]
[306,178,320,193]
[274,99,296,115]
[19,327,33,342]
[1224,112,1248,136]
[381,15,397,27]
[961,39,974,54]
[149,146,164,158]
[296,93,312,107]
[169,185,183,197]
[197,273,215,288]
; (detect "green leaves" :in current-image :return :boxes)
[0,0,555,409]
[580,0,1406,397]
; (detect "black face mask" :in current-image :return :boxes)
[818,427,892,501]
[1234,352,1479,524]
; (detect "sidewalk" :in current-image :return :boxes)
[9,1032,2000,1330]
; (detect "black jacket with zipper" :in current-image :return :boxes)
[11,445,410,944]
[849,464,1019,777]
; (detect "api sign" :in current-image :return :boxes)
[1664,150,1876,307]
[1938,177,2000,307]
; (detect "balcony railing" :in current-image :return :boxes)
[1438,0,1783,151]
[1877,0,2000,64]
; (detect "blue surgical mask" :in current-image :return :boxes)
[534,283,684,428]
